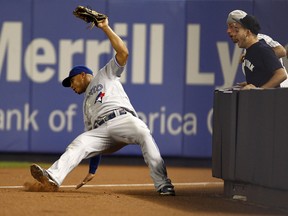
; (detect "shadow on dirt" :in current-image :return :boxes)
[115,185,287,215]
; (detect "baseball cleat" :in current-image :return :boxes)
[30,164,59,191]
[158,186,176,196]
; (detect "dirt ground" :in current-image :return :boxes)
[0,160,287,216]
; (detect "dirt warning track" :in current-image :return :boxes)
[0,163,286,216]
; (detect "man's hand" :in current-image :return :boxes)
[75,173,95,189]
[241,83,257,90]
[97,17,108,29]
[236,82,247,87]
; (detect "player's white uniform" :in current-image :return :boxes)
[46,57,173,191]
[242,33,288,87]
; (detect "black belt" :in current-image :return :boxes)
[94,109,135,129]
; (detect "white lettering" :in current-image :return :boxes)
[49,110,66,132]
[65,104,77,132]
[0,22,22,81]
[132,24,146,84]
[49,104,78,132]
[86,40,110,75]
[24,103,39,131]
[160,106,166,134]
[207,108,213,135]
[0,110,3,129]
[217,42,242,88]
[183,113,197,135]
[148,111,159,134]
[58,39,84,82]
[186,24,214,85]
[149,24,164,84]
[24,38,56,83]
[0,21,239,89]
[243,59,255,71]
[7,109,22,131]
[167,113,182,135]
[0,103,39,131]
[137,106,197,136]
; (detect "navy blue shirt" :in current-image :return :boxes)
[243,40,283,87]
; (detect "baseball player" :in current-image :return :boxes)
[226,10,288,87]
[231,14,286,89]
[30,14,175,196]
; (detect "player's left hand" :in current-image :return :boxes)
[97,18,108,29]
[75,173,95,189]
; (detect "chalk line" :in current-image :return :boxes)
[0,182,223,189]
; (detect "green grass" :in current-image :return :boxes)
[0,161,49,168]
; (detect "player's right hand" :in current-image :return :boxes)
[75,173,95,189]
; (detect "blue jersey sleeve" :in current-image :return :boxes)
[89,155,101,174]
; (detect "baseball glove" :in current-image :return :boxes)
[73,5,108,29]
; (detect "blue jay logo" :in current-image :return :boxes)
[95,92,105,103]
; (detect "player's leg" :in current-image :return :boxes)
[42,127,112,186]
[138,134,175,195]
[108,114,175,195]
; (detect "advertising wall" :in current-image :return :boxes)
[0,0,287,157]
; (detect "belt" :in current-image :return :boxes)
[93,109,135,129]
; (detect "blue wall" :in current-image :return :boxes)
[0,0,287,157]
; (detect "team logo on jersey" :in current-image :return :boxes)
[243,59,255,72]
[95,92,105,103]
[89,84,103,96]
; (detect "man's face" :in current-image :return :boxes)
[233,23,249,48]
[70,73,87,94]
[226,22,238,43]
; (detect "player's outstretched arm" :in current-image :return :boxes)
[97,19,129,66]
[72,6,128,66]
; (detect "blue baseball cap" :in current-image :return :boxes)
[62,65,93,87]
